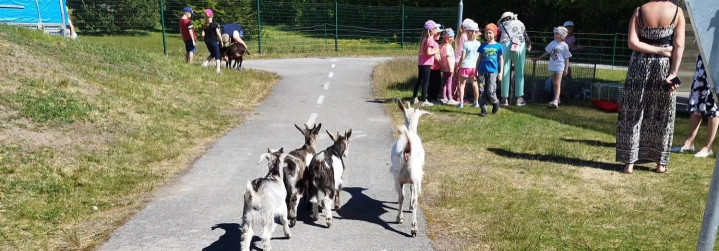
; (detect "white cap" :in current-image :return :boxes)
[563,21,574,27]
[467,22,480,31]
[501,11,517,20]
[461,18,475,29]
[434,23,444,32]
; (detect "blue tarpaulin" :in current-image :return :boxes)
[0,0,70,26]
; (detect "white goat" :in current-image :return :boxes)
[241,148,295,251]
[390,99,430,237]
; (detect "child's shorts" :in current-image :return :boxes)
[459,68,477,78]
[550,70,564,75]
[184,40,196,53]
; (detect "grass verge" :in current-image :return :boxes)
[372,59,712,250]
[0,25,278,250]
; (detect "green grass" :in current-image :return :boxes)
[0,25,278,250]
[372,59,713,250]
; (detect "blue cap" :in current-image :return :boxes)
[183,7,194,15]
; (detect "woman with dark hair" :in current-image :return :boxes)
[497,12,531,106]
[617,0,685,174]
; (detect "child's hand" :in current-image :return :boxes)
[498,74,502,82]
[563,71,568,77]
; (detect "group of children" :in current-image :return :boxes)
[413,18,572,114]
[180,6,248,74]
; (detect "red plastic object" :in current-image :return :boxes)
[592,100,619,112]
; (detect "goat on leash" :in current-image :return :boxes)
[304,129,352,228]
[390,99,430,237]
[286,123,321,227]
[241,148,296,251]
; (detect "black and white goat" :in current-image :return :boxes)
[286,123,321,227]
[390,99,430,237]
[304,129,352,227]
[241,148,295,251]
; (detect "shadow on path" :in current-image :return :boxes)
[335,187,412,237]
[202,223,261,251]
[487,148,655,173]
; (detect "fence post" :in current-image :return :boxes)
[334,1,338,52]
[401,4,405,50]
[158,0,167,55]
[612,33,617,69]
[530,59,537,102]
[593,63,597,83]
[457,0,463,34]
[256,0,262,54]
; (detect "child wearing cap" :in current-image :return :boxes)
[440,28,458,105]
[429,23,444,103]
[180,7,197,63]
[453,19,474,101]
[477,23,504,116]
[201,9,224,73]
[536,26,572,109]
[412,20,441,107]
[456,22,481,109]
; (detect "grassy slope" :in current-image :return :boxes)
[0,25,278,250]
[372,59,712,250]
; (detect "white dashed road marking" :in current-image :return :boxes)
[317,95,325,104]
[331,64,336,68]
[324,82,330,90]
[328,72,334,78]
[306,113,318,126]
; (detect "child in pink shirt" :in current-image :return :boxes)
[412,20,442,107]
[440,29,457,105]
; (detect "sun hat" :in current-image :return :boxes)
[424,20,437,31]
[443,28,455,38]
[563,21,574,27]
[467,22,480,32]
[434,23,444,32]
[484,23,498,36]
[461,18,476,29]
[204,9,213,18]
[183,7,195,15]
[554,26,569,39]
[501,11,518,20]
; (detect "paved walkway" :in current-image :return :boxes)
[99,58,434,251]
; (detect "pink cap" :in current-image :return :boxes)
[424,20,437,31]
[204,9,213,18]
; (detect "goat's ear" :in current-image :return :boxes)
[326,130,336,141]
[345,129,352,140]
[278,147,284,153]
[294,124,304,134]
[258,153,271,164]
[313,123,322,134]
[396,98,406,112]
[420,110,433,116]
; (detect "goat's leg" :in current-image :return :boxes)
[411,183,419,237]
[323,196,333,228]
[261,221,273,251]
[237,57,243,71]
[396,182,404,223]
[289,193,300,227]
[334,187,341,210]
[240,216,254,251]
[311,201,319,221]
[278,206,292,238]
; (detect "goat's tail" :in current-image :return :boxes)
[245,180,257,199]
[397,125,412,160]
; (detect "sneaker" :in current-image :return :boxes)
[695,149,714,158]
[457,102,464,109]
[492,104,499,114]
[500,98,509,107]
[202,61,209,67]
[412,97,420,105]
[216,69,221,74]
[447,100,459,105]
[472,101,480,108]
[671,145,695,153]
[480,109,487,117]
[548,100,559,109]
[421,101,434,107]
[516,98,526,106]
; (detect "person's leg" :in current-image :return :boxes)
[487,72,499,105]
[552,72,562,101]
[479,72,488,108]
[683,113,703,149]
[421,68,431,102]
[212,43,222,73]
[514,42,527,103]
[698,116,719,154]
[500,42,512,101]
[471,70,480,105]
[413,66,424,101]
[458,74,467,108]
[442,72,452,101]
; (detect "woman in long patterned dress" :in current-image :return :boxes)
[617,0,685,174]
[671,54,718,158]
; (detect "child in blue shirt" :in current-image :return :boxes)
[476,23,504,116]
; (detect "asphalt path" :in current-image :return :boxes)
[99,58,434,251]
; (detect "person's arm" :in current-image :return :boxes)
[189,22,197,46]
[426,43,438,56]
[563,58,570,77]
[536,51,549,60]
[628,8,673,56]
[498,54,504,82]
[666,8,686,91]
[215,27,223,46]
